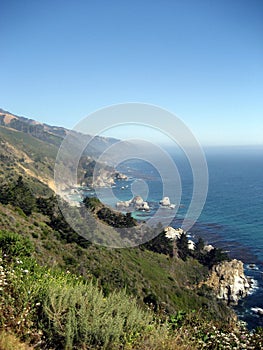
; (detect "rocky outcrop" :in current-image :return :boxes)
[91,168,116,187]
[164,226,184,240]
[115,172,128,180]
[206,259,251,305]
[159,197,176,209]
[164,227,195,251]
[160,196,171,206]
[116,195,150,211]
[203,244,214,252]
[92,170,128,188]
[251,307,263,317]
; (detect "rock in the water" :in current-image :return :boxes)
[206,259,251,305]
[137,201,150,211]
[132,196,144,206]
[251,307,263,316]
[115,172,128,180]
[116,196,150,211]
[116,200,131,208]
[160,196,170,206]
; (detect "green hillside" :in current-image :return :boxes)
[1,197,263,349]
[0,110,262,349]
[0,125,59,160]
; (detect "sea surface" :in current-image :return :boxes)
[85,145,263,329]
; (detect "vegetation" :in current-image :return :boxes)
[1,231,263,349]
[84,197,137,228]
[0,176,36,215]
[142,230,174,257]
[0,113,263,349]
[142,230,229,269]
[177,232,191,260]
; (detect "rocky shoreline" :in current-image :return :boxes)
[61,174,256,313]
[92,170,128,188]
[164,226,253,306]
[206,259,252,305]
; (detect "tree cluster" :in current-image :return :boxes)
[0,176,36,215]
[84,197,137,228]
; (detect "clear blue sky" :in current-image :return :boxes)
[0,0,262,146]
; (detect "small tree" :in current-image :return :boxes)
[194,237,205,261]
[195,237,205,253]
[142,231,174,257]
[0,182,12,204]
[204,248,229,269]
[11,176,36,215]
[83,197,101,212]
[177,232,190,261]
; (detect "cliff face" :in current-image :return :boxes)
[206,259,251,305]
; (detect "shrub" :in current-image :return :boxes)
[177,232,190,261]
[0,177,36,215]
[0,230,33,259]
[43,280,153,349]
[142,231,174,257]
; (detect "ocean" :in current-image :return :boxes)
[88,145,263,329]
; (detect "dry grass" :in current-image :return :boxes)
[131,325,197,350]
[0,331,33,350]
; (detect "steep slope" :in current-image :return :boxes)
[0,108,125,195]
[0,108,118,158]
[0,108,234,319]
[0,125,56,194]
[2,109,262,349]
[0,200,231,321]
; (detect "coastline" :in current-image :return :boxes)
[68,150,263,331]
[66,180,263,330]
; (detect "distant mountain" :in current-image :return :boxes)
[0,108,119,192]
[0,108,118,150]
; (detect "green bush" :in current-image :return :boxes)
[0,231,153,349]
[0,231,263,349]
[0,230,33,259]
[43,280,152,349]
[0,176,36,215]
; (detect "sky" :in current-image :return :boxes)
[0,0,262,146]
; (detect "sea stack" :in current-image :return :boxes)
[160,196,170,206]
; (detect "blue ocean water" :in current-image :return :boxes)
[95,146,263,329]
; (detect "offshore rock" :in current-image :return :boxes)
[206,259,251,305]
[115,172,128,180]
[116,196,150,211]
[160,196,170,206]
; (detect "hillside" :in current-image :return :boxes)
[0,108,121,191]
[0,109,263,349]
[2,184,263,349]
[0,109,118,158]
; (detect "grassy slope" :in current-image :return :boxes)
[0,125,59,160]
[0,126,57,194]
[0,201,231,322]
[0,120,235,338]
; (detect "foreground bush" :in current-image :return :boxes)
[0,231,153,349]
[1,230,263,349]
[43,281,153,349]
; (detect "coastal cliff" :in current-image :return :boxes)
[206,259,251,305]
[92,169,128,187]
